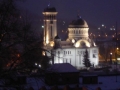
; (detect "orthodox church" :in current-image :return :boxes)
[42,7,99,69]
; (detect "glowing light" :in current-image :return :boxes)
[75,43,79,47]
[42,25,44,28]
[110,53,112,55]
[39,64,41,67]
[17,54,20,57]
[35,63,37,66]
[117,47,119,50]
[98,27,100,30]
[102,24,104,27]
[50,41,54,47]
[72,39,75,43]
[75,40,90,47]
[42,51,45,56]
[46,35,49,44]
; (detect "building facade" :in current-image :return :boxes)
[43,7,99,69]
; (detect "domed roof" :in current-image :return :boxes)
[54,35,60,39]
[69,18,88,28]
[44,7,56,12]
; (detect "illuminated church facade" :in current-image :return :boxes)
[42,7,99,69]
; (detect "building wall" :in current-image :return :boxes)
[52,47,99,69]
[43,12,57,45]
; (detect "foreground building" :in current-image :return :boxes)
[42,7,99,69]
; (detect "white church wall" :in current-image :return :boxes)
[52,47,99,69]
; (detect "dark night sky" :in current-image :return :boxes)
[16,0,120,37]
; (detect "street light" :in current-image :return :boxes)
[110,53,112,64]
[42,25,44,28]
[35,63,37,66]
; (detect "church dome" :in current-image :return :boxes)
[69,18,88,28]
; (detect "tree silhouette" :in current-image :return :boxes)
[83,49,91,67]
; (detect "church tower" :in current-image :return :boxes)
[43,7,58,46]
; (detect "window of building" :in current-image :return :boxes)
[70,58,71,64]
[58,51,60,54]
[64,51,65,54]
[93,54,96,58]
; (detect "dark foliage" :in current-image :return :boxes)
[83,49,91,67]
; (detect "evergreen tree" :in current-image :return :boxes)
[83,49,91,67]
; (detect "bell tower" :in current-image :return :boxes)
[43,7,58,46]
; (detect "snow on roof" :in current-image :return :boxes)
[47,63,78,73]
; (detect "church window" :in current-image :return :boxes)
[63,58,65,63]
[93,54,96,58]
[70,51,71,54]
[66,59,67,63]
[70,58,71,64]
[68,51,69,54]
[64,51,65,55]
[76,30,78,34]
[58,51,60,54]
[66,51,67,54]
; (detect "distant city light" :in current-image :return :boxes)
[102,24,104,27]
[42,25,44,28]
[39,64,41,67]
[117,47,119,50]
[35,63,37,66]
[17,54,20,57]
[98,27,100,30]
[110,27,115,30]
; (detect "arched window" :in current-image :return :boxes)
[74,30,75,34]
